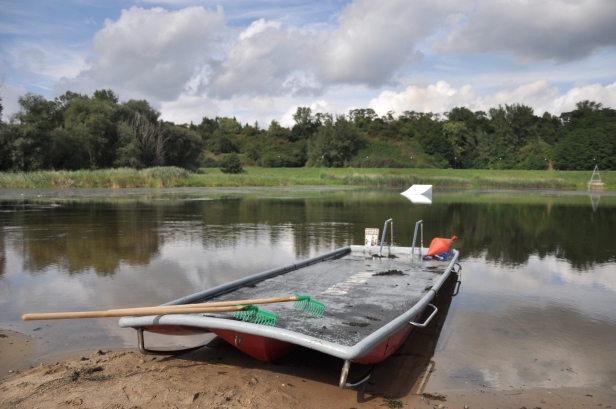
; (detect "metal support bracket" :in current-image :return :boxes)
[339,359,374,389]
[379,218,393,256]
[452,262,463,297]
[409,304,438,328]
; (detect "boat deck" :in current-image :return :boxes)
[184,246,451,347]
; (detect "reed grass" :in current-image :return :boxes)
[0,166,610,190]
[473,177,575,189]
[0,167,190,188]
[320,172,472,188]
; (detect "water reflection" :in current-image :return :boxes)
[427,257,616,391]
[12,203,160,276]
[0,188,615,390]
[590,193,600,212]
[1,190,615,278]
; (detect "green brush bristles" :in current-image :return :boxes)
[293,294,325,317]
[233,306,277,326]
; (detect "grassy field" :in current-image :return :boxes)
[0,166,612,190]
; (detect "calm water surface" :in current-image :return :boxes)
[1,187,615,392]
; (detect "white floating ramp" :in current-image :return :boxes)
[401,184,433,204]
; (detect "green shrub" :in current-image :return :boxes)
[201,156,218,168]
[219,153,243,174]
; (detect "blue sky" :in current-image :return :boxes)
[1,0,615,126]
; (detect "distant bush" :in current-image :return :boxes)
[201,156,218,168]
[219,153,243,174]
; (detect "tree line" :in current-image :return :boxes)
[1,89,614,172]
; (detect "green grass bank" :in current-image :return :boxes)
[0,167,612,190]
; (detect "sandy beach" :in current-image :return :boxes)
[1,328,614,409]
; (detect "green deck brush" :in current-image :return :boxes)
[233,305,277,326]
[293,294,325,317]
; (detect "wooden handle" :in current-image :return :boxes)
[22,305,246,321]
[22,296,300,321]
[165,296,298,309]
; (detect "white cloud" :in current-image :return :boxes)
[369,81,479,115]
[158,94,221,125]
[208,22,319,98]
[85,6,226,101]
[435,0,616,63]
[2,0,616,125]
[550,81,616,113]
[206,0,472,98]
[368,80,616,118]
[0,82,27,121]
[279,99,343,127]
[239,18,282,40]
[318,0,468,86]
[481,80,560,113]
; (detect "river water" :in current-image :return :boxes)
[1,187,615,392]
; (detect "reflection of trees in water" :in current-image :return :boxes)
[7,202,161,276]
[2,193,614,276]
[191,199,358,259]
[447,201,616,269]
[0,226,5,276]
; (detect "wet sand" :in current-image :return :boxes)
[1,328,614,408]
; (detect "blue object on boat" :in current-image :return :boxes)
[434,252,450,261]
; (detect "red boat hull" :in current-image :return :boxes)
[353,325,414,364]
[208,329,298,361]
[142,319,417,364]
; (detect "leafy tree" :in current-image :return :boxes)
[537,112,561,145]
[442,121,475,168]
[446,107,476,124]
[63,95,118,169]
[54,91,87,112]
[554,102,616,170]
[119,99,160,124]
[49,126,91,170]
[195,116,219,142]
[114,122,144,168]
[217,117,241,135]
[307,115,359,167]
[291,107,317,141]
[516,141,551,170]
[210,129,238,154]
[114,112,174,169]
[349,108,377,131]
[0,124,16,170]
[14,93,61,130]
[486,104,539,169]
[164,124,204,170]
[93,89,119,104]
[267,120,292,140]
[219,152,243,174]
[8,93,60,170]
[416,130,452,167]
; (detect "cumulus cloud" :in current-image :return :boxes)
[279,99,344,127]
[85,6,226,101]
[66,1,466,102]
[208,0,468,97]
[369,81,479,115]
[550,81,616,113]
[3,0,616,124]
[0,82,27,121]
[368,80,616,117]
[435,0,616,63]
[208,22,319,98]
[481,81,560,112]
